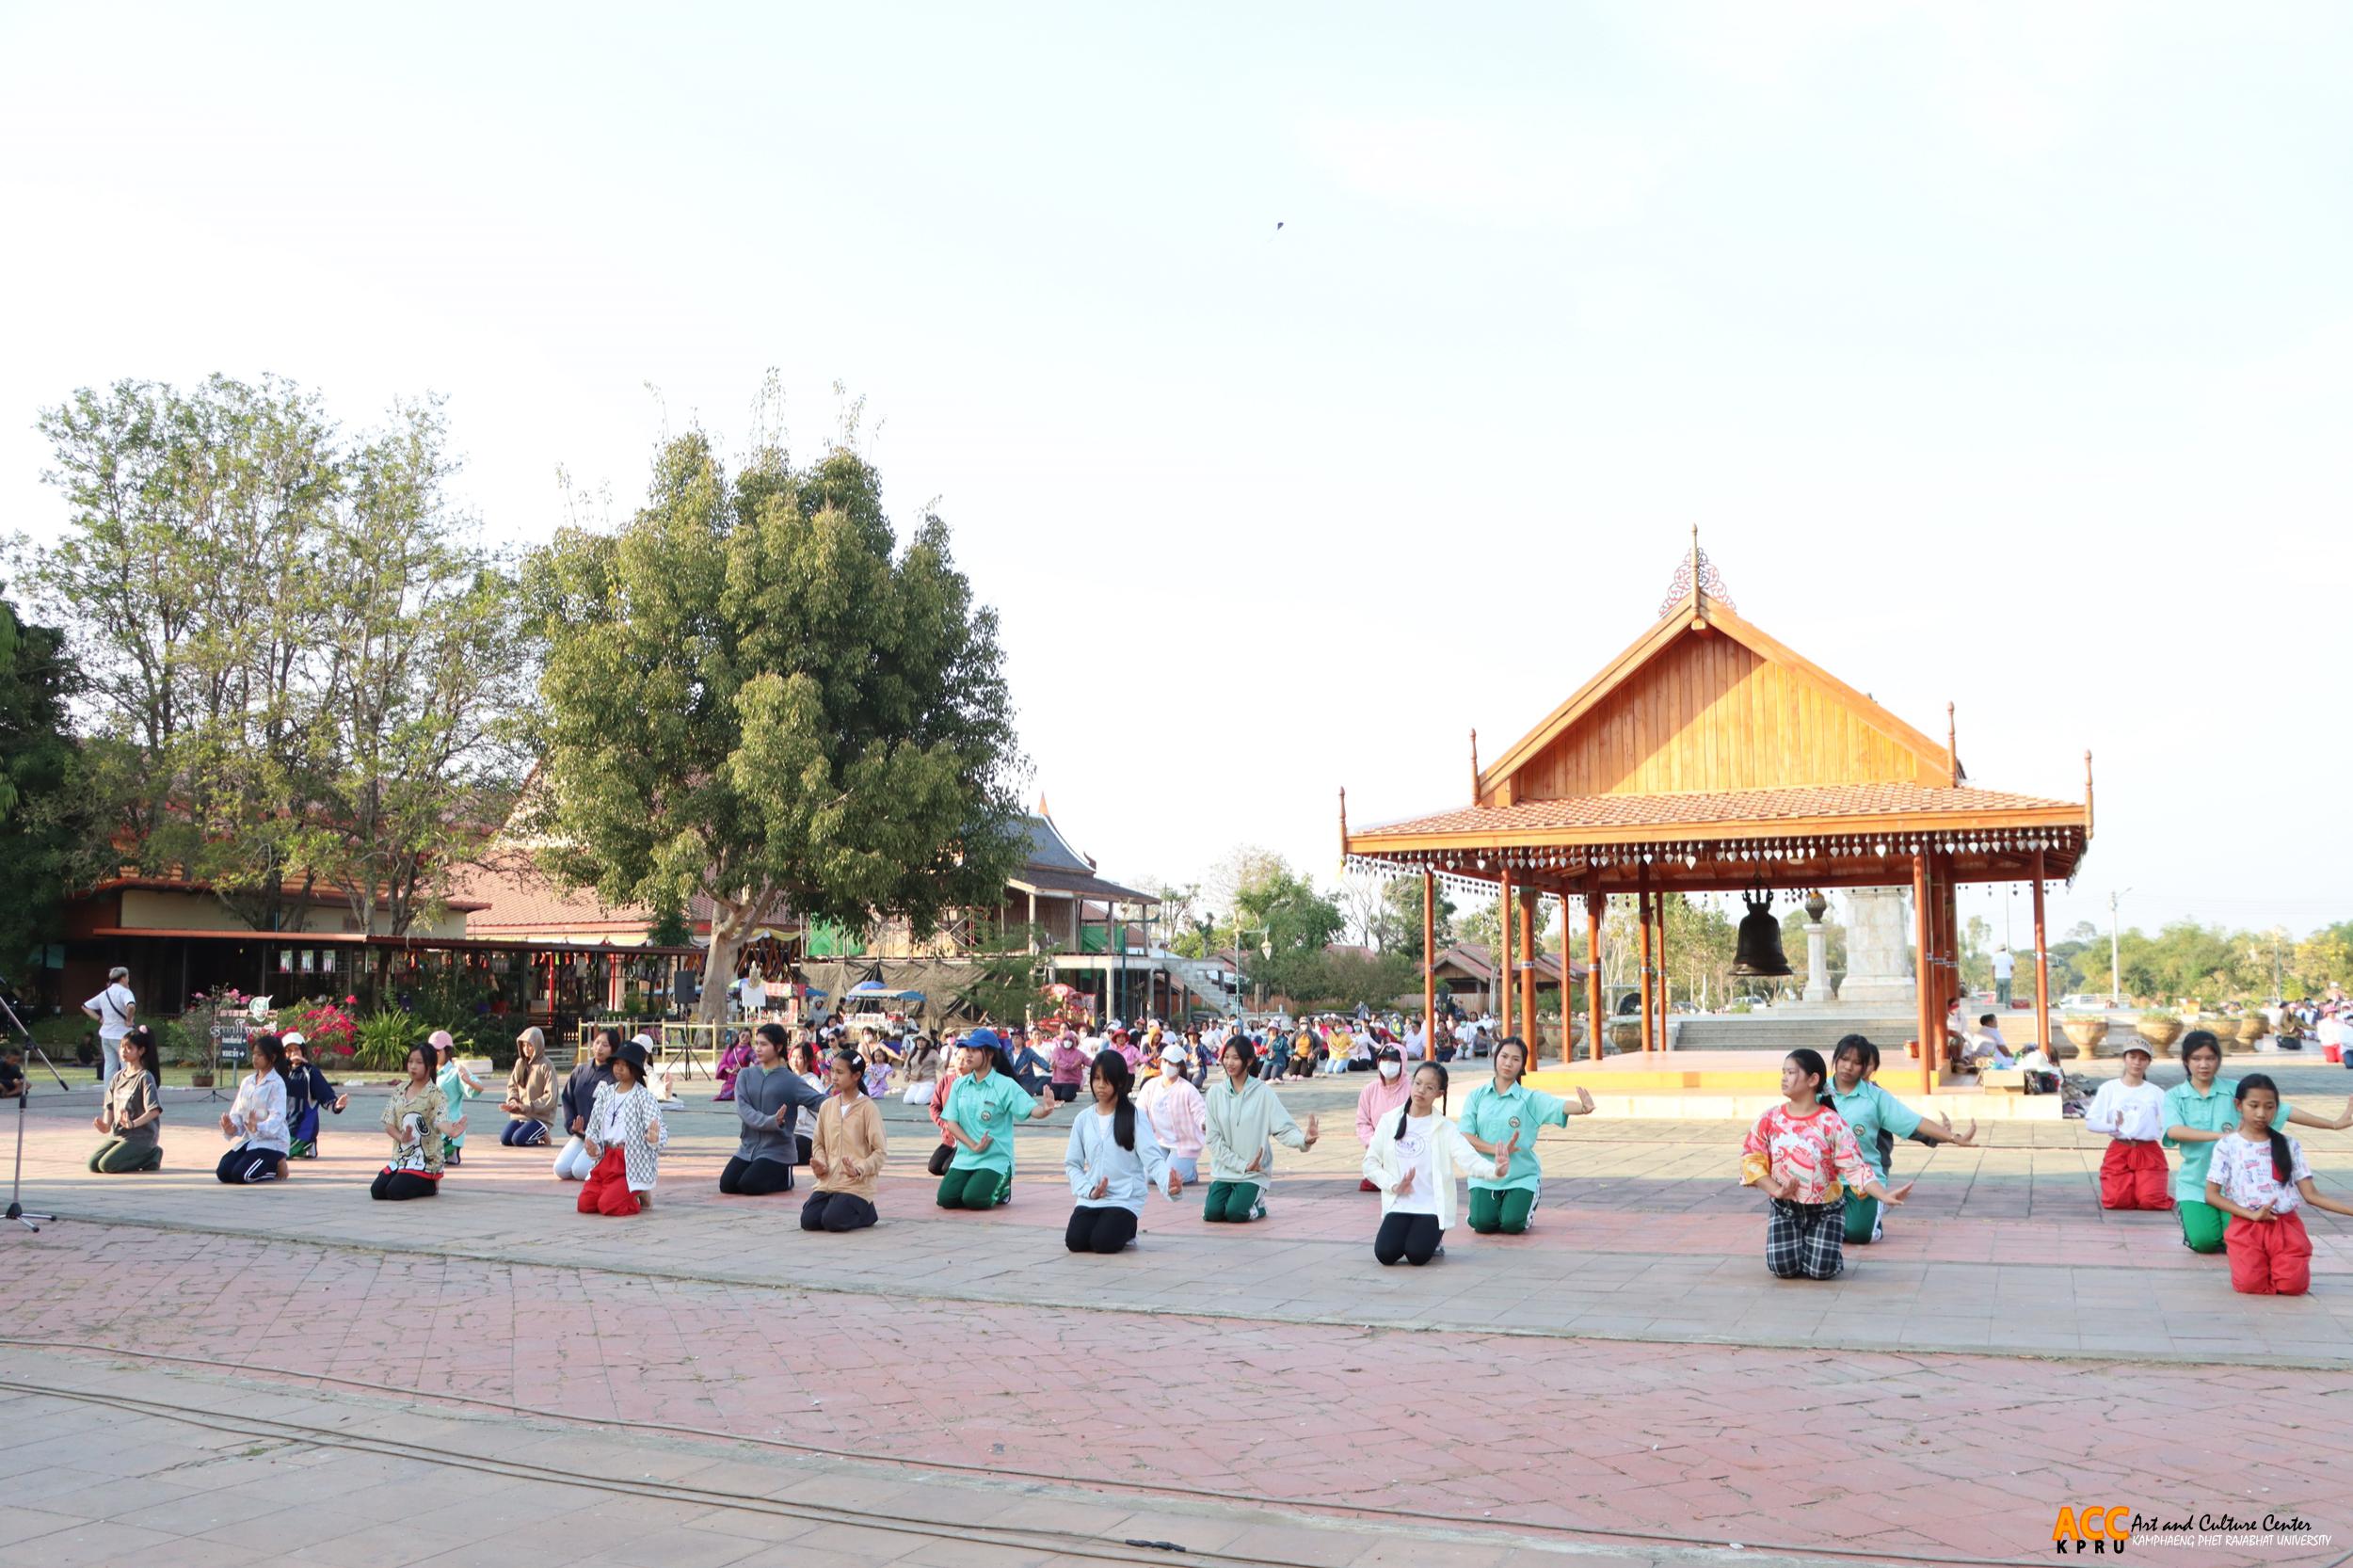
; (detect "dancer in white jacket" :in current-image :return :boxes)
[1360,1061,1513,1266]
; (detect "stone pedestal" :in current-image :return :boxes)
[1801,921,1833,1003]
[1837,888,1916,1004]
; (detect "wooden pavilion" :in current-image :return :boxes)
[1340,540,2092,1094]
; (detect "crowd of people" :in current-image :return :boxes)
[57,1006,2353,1300]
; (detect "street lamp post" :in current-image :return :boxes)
[2108,888,2131,1002]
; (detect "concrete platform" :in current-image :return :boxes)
[1527,1048,2062,1120]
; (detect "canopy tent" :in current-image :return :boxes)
[1340,536,2091,1091]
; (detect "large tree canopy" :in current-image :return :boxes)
[0,586,81,974]
[32,376,531,949]
[527,427,1027,1020]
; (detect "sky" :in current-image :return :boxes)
[3,2,2348,947]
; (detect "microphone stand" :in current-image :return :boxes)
[0,990,59,1232]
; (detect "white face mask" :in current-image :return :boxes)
[1378,1061,1401,1080]
[1160,1063,1180,1080]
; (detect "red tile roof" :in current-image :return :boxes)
[1357,783,2082,840]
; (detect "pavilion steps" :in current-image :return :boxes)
[1669,1014,1926,1056]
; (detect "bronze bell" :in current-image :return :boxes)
[1730,892,1793,977]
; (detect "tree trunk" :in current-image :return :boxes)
[694,930,740,1026]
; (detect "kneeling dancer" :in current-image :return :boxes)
[803,1049,888,1232]
[1064,1049,1181,1253]
[1361,1061,1513,1266]
[936,1028,1056,1208]
[1740,1049,1908,1280]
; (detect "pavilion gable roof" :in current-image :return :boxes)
[1477,593,1954,805]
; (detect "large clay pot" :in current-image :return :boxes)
[2215,1017,2254,1053]
[2133,1015,2184,1053]
[2060,1017,2107,1057]
[1605,1017,1643,1054]
[2236,1015,2269,1047]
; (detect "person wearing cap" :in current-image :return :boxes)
[2087,1039,2171,1210]
[1201,1035,1321,1223]
[281,1032,349,1160]
[578,1040,668,1215]
[500,1028,557,1147]
[1063,1048,1182,1253]
[935,1027,1059,1209]
[1353,1046,1414,1192]
[553,1027,619,1181]
[1137,1042,1207,1183]
[432,1032,484,1166]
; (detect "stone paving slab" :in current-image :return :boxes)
[9,1092,2352,1365]
[3,1213,2349,1564]
[0,1345,1780,1568]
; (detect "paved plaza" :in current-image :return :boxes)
[1,1072,2348,1567]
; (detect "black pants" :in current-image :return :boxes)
[794,1133,813,1166]
[799,1191,877,1232]
[371,1170,439,1201]
[1064,1205,1138,1254]
[1374,1211,1443,1266]
[720,1156,794,1195]
[216,1144,281,1185]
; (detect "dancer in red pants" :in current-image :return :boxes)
[2204,1075,2353,1296]
[2085,1041,2171,1209]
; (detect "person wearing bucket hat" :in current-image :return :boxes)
[1136,1042,1207,1183]
[2087,1039,2171,1210]
[934,1027,1058,1208]
[578,1039,668,1215]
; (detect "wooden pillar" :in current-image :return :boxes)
[1518,888,1539,1064]
[1497,864,1514,1041]
[1653,890,1670,1050]
[2031,852,2051,1055]
[1585,892,1606,1063]
[1913,853,1934,1095]
[1421,868,1437,1061]
[1638,875,1656,1057]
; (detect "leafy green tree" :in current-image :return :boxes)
[528,424,1026,1025]
[0,587,81,971]
[1222,858,1344,1003]
[35,375,342,930]
[299,398,535,941]
[1376,876,1455,953]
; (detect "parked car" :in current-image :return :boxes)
[2057,993,2130,1014]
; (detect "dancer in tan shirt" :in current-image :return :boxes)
[803,1048,888,1233]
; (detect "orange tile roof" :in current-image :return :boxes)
[446,860,657,934]
[1357,782,2082,840]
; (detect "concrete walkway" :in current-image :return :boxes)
[1,1085,2347,1565]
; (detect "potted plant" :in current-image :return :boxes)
[2132,1014,2183,1053]
[1605,1016,1643,1054]
[2060,1014,2108,1056]
[2235,1013,2269,1047]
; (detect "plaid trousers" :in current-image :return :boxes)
[1766,1198,1847,1280]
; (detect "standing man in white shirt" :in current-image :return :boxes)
[82,965,136,1082]
[1992,946,2014,1007]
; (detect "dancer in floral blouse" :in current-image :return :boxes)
[1740,1049,1909,1280]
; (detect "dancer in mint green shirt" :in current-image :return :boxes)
[1456,1038,1593,1235]
[2163,1029,2347,1253]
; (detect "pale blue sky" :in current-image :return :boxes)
[4,3,2348,943]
